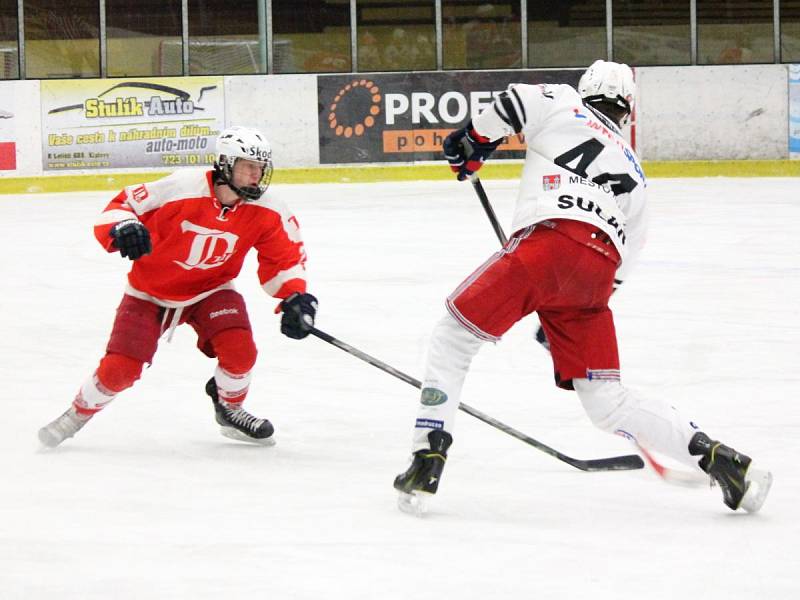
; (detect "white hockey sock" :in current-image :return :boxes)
[412,313,485,451]
[214,366,252,404]
[73,371,116,414]
[573,378,701,468]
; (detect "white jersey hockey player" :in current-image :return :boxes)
[393,60,772,515]
[483,71,646,285]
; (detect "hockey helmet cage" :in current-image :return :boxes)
[578,60,635,118]
[214,126,274,201]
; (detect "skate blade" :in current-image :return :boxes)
[219,426,276,447]
[739,466,773,513]
[397,491,429,517]
[37,427,64,448]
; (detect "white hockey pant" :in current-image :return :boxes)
[572,379,700,468]
[412,313,485,451]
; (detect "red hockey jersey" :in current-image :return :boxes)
[94,169,307,307]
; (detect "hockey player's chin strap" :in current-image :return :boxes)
[230,183,262,201]
[213,168,263,202]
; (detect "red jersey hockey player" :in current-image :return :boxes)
[39,126,318,447]
[394,61,772,514]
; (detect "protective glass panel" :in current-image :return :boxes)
[698,0,774,64]
[443,0,521,70]
[106,0,182,77]
[0,0,19,78]
[188,0,265,75]
[273,0,350,73]
[528,0,605,67]
[781,0,800,62]
[358,0,435,72]
[24,0,100,78]
[613,0,690,66]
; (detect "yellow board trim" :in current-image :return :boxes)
[1,160,799,195]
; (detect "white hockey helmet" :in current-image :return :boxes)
[578,60,635,119]
[214,126,273,201]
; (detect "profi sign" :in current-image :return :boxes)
[384,91,500,126]
[317,69,581,164]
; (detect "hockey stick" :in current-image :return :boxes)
[310,326,643,472]
[468,177,699,484]
[470,177,508,245]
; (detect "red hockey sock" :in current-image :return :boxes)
[210,329,257,404]
[73,353,144,416]
[211,328,257,375]
[96,352,145,392]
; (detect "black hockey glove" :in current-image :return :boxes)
[110,219,151,260]
[443,122,502,181]
[279,292,318,340]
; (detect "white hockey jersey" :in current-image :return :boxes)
[472,83,648,284]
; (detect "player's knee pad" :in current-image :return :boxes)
[211,328,257,375]
[573,379,638,433]
[96,352,145,393]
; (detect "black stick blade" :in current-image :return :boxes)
[565,454,645,472]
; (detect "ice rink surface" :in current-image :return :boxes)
[1,177,798,599]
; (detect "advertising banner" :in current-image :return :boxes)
[41,77,225,171]
[0,84,17,171]
[790,65,800,159]
[317,69,581,164]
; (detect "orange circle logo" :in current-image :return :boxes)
[328,79,381,138]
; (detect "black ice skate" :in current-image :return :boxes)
[689,432,772,512]
[205,378,275,446]
[38,406,94,448]
[394,430,453,516]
